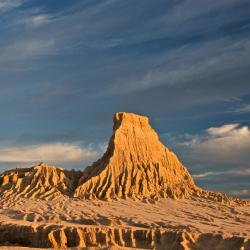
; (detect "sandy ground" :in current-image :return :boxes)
[0,196,249,237]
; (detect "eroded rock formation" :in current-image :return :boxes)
[0,162,81,200]
[75,112,198,200]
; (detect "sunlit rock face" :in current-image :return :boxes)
[74,112,198,200]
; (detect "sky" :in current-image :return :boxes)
[0,0,250,198]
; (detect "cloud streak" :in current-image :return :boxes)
[229,189,250,198]
[232,104,250,114]
[0,38,55,62]
[0,0,24,13]
[108,38,250,95]
[193,168,250,179]
[15,14,53,27]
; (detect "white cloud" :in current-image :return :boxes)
[174,123,250,167]
[206,124,240,136]
[0,143,102,163]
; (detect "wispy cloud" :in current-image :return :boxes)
[0,0,24,13]
[232,104,250,114]
[193,168,250,179]
[0,38,55,62]
[88,38,123,49]
[107,38,250,95]
[0,143,103,164]
[15,14,52,27]
[229,189,250,198]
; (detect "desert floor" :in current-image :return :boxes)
[0,196,249,249]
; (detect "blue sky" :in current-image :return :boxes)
[0,0,250,198]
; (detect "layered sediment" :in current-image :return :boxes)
[0,222,248,249]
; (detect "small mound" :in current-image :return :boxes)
[0,162,81,200]
[75,112,198,200]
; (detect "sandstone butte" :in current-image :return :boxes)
[0,112,249,250]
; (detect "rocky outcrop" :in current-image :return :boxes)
[0,162,81,200]
[75,112,198,200]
